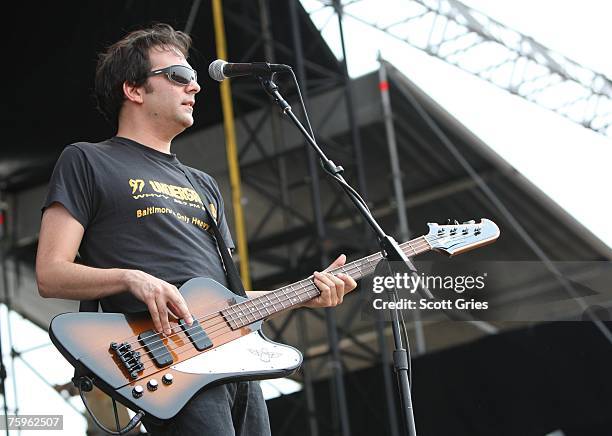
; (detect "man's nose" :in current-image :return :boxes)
[187,79,201,94]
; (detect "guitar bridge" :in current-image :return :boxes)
[110,342,144,380]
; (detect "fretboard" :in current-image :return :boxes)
[221,235,432,330]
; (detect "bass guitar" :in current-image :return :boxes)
[49,218,499,422]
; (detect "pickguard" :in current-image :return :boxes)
[172,331,302,375]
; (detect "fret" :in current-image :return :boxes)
[357,261,364,279]
[262,294,273,316]
[288,283,296,296]
[288,283,301,306]
[292,283,302,303]
[414,237,425,254]
[247,302,258,323]
[223,306,237,328]
[270,289,284,312]
[236,305,249,326]
[280,287,290,309]
[406,240,416,256]
[253,300,265,319]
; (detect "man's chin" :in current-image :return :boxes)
[178,115,194,129]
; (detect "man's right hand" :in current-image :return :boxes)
[123,270,193,336]
[36,203,194,336]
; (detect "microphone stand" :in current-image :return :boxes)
[259,74,430,436]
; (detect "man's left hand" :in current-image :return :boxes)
[303,254,357,308]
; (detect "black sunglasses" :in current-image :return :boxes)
[146,65,198,85]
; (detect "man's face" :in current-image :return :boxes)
[141,46,200,131]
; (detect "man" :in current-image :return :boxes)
[36,24,356,435]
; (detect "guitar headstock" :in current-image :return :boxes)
[425,219,500,256]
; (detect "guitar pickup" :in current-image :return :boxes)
[179,318,213,351]
[138,330,173,368]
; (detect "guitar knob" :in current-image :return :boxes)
[147,379,159,391]
[162,373,174,385]
[132,385,144,398]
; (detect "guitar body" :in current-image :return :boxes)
[49,278,303,423]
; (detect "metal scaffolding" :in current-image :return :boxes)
[304,0,612,137]
[211,1,400,434]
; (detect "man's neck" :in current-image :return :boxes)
[115,128,174,154]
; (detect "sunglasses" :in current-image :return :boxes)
[146,65,198,85]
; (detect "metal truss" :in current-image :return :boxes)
[218,1,384,435]
[304,0,612,136]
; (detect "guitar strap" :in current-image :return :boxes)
[178,163,247,298]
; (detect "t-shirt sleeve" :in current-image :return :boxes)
[42,145,96,228]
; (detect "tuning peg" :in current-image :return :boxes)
[447,219,452,224]
[463,220,476,224]
[454,220,459,225]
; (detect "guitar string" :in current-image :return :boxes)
[119,260,371,369]
[136,316,241,374]
[118,248,398,369]
[115,231,481,369]
[116,230,481,369]
[121,232,485,372]
[117,235,432,355]
[117,237,425,352]
[120,237,449,370]
[114,231,483,369]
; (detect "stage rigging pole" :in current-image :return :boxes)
[0,191,17,435]
[377,57,426,356]
[211,0,252,290]
[289,2,351,435]
[259,2,320,435]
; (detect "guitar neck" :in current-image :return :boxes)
[222,235,432,329]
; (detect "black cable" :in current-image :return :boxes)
[287,67,417,388]
[77,378,145,435]
[287,69,374,217]
[399,303,413,389]
[112,398,121,432]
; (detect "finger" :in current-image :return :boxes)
[313,275,333,305]
[166,303,179,320]
[313,278,332,304]
[314,272,337,305]
[338,273,357,293]
[146,298,163,335]
[156,295,172,336]
[324,254,346,272]
[329,274,345,303]
[316,271,338,289]
[168,288,193,325]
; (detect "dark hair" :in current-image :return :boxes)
[94,23,192,127]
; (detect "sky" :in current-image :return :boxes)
[2,1,612,434]
[303,0,612,250]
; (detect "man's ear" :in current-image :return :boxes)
[123,81,145,104]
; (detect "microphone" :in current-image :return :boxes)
[208,59,291,82]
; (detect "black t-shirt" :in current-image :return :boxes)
[43,136,234,313]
